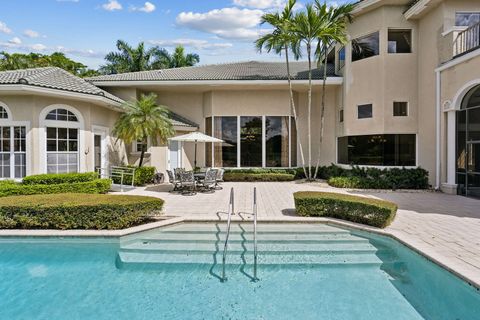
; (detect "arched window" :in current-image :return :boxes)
[45,108,78,122]
[0,106,9,119]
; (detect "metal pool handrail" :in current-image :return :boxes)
[253,187,258,280]
[222,187,234,281]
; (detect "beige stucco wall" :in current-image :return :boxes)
[0,94,123,176]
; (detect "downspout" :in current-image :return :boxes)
[435,70,441,190]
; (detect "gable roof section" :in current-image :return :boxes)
[170,111,198,129]
[0,67,123,104]
[86,61,336,83]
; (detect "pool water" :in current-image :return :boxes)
[0,223,479,320]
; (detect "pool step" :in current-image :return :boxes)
[158,223,347,234]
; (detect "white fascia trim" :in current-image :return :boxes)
[0,85,123,110]
[352,0,381,14]
[174,125,197,132]
[89,78,344,87]
[435,48,480,72]
[404,0,431,20]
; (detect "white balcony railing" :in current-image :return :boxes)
[454,22,480,57]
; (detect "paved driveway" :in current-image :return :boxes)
[122,181,480,287]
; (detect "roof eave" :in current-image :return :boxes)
[0,84,124,111]
[89,78,344,87]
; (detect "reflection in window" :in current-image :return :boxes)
[205,117,212,167]
[214,116,238,167]
[358,104,373,119]
[338,134,416,166]
[266,116,289,167]
[388,29,412,53]
[338,47,346,69]
[352,31,379,62]
[456,12,480,27]
[46,127,78,173]
[0,106,8,119]
[46,108,78,122]
[241,116,263,167]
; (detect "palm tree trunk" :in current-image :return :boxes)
[314,44,328,180]
[307,43,312,180]
[285,47,307,178]
[138,139,147,167]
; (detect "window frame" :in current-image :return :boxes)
[387,28,412,54]
[339,109,344,123]
[132,138,150,154]
[338,46,346,70]
[351,31,380,62]
[357,104,373,119]
[455,12,480,27]
[393,101,409,117]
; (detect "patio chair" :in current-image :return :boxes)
[179,171,197,196]
[199,168,218,193]
[166,170,181,192]
[215,168,225,190]
[174,168,185,180]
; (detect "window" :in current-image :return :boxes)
[134,140,147,153]
[0,106,8,119]
[352,31,379,62]
[0,126,26,178]
[393,102,408,116]
[358,104,373,119]
[339,110,344,122]
[337,134,416,166]
[46,127,78,174]
[338,47,346,69]
[456,12,480,27]
[46,108,78,122]
[388,29,412,53]
[206,116,297,168]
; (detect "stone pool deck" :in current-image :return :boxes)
[121,181,480,289]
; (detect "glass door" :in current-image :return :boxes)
[169,141,181,170]
[94,134,102,172]
[466,142,480,198]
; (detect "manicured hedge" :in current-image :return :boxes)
[223,172,295,182]
[0,193,163,230]
[225,168,297,175]
[294,191,397,228]
[22,172,99,185]
[296,165,429,190]
[0,179,111,197]
[112,166,156,186]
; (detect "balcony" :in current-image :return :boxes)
[454,22,480,57]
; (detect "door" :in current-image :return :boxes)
[92,127,108,176]
[466,142,480,198]
[94,134,102,172]
[169,141,181,170]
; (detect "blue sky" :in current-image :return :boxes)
[0,0,350,68]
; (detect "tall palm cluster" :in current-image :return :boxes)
[99,40,200,74]
[256,0,354,180]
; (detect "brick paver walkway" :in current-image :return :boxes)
[123,181,480,287]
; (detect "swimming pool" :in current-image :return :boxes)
[0,223,479,319]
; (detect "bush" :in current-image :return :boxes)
[112,166,156,186]
[225,168,297,175]
[0,193,163,230]
[294,191,397,228]
[22,172,99,185]
[0,179,111,197]
[223,172,295,182]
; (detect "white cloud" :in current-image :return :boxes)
[176,7,266,41]
[0,21,12,34]
[0,41,47,52]
[31,44,47,51]
[8,37,22,45]
[132,1,156,13]
[102,0,122,11]
[23,29,40,38]
[149,38,233,50]
[232,0,285,9]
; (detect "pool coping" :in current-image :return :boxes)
[1,215,479,291]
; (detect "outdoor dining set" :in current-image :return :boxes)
[166,168,225,195]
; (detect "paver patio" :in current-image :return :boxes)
[123,181,480,288]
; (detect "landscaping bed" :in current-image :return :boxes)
[293,191,397,228]
[0,193,163,230]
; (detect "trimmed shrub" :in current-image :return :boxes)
[0,193,163,230]
[22,172,99,185]
[223,172,295,182]
[0,179,111,197]
[294,191,397,228]
[225,168,297,175]
[112,166,156,186]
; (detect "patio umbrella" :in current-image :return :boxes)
[169,132,224,168]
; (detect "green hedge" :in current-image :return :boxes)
[223,172,295,182]
[225,168,297,175]
[22,172,99,185]
[0,193,163,230]
[296,165,429,190]
[294,191,397,228]
[112,166,156,186]
[0,179,111,197]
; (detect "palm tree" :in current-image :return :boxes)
[153,45,200,69]
[255,0,307,176]
[113,93,175,167]
[313,2,354,179]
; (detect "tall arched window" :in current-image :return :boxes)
[456,85,480,198]
[43,107,81,174]
[0,106,9,119]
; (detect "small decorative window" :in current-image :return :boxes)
[338,47,346,69]
[135,140,147,153]
[393,102,408,116]
[358,104,373,119]
[388,29,412,54]
[0,106,8,119]
[46,108,78,122]
[339,110,344,122]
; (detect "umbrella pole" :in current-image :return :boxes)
[194,141,197,169]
